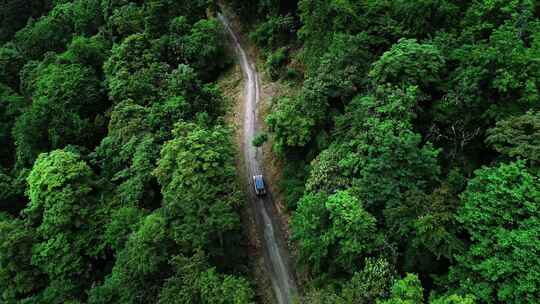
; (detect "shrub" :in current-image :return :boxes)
[252,132,268,147]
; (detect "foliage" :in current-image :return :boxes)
[384,182,465,263]
[486,111,540,162]
[449,161,540,303]
[292,191,383,273]
[180,18,227,79]
[379,273,424,304]
[0,216,43,302]
[266,96,317,150]
[14,0,103,61]
[236,0,540,298]
[380,274,476,304]
[104,33,167,104]
[391,0,461,38]
[252,132,269,147]
[303,258,395,304]
[250,14,296,50]
[13,62,106,168]
[107,3,144,40]
[3,0,540,300]
[369,39,445,95]
[0,1,252,301]
[24,150,106,302]
[0,0,52,43]
[0,43,25,88]
[0,85,25,168]
[88,212,170,304]
[154,123,241,255]
[266,47,288,80]
[158,253,255,304]
[57,35,110,70]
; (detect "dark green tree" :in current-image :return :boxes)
[13,63,105,168]
[0,43,25,89]
[158,253,255,304]
[91,100,160,208]
[104,33,168,104]
[0,84,25,169]
[0,216,44,302]
[88,212,170,304]
[486,111,540,162]
[107,3,145,40]
[292,191,383,273]
[0,0,53,43]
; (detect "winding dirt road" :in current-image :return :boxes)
[218,12,299,304]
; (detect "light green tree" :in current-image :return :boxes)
[449,161,540,303]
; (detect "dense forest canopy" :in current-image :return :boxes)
[0,0,255,303]
[1,0,540,303]
[229,0,540,303]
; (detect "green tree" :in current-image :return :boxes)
[438,22,540,130]
[430,294,475,304]
[24,150,105,302]
[0,84,25,169]
[369,39,445,95]
[104,33,168,104]
[292,191,382,273]
[13,0,103,61]
[154,123,241,256]
[104,206,145,252]
[391,0,461,38]
[379,274,424,304]
[158,253,255,304]
[88,212,171,304]
[107,3,144,40]
[143,0,208,35]
[158,64,224,122]
[339,258,395,303]
[91,100,160,208]
[298,0,358,70]
[379,274,475,304]
[57,35,110,70]
[267,33,376,152]
[338,119,440,211]
[486,111,540,162]
[181,18,226,79]
[449,161,540,303]
[250,14,296,50]
[13,63,105,168]
[0,216,44,302]
[384,182,465,263]
[266,96,317,150]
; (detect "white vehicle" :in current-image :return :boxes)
[253,175,266,196]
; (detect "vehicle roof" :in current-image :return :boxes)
[254,175,264,189]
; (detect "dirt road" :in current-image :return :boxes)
[218,12,299,304]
